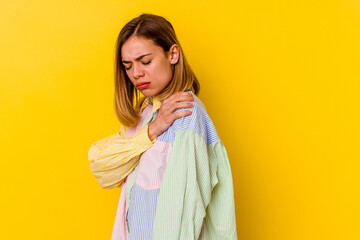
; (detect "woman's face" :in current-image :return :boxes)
[121,35,179,97]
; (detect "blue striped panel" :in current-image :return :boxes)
[127,184,159,240]
[155,94,220,145]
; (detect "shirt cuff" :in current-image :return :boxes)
[131,124,157,153]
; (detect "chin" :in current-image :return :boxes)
[140,89,157,97]
[141,88,159,97]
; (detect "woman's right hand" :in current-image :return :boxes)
[148,91,194,141]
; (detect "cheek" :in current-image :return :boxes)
[150,62,172,81]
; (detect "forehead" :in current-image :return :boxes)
[121,36,162,60]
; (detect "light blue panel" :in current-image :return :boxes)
[127,184,160,240]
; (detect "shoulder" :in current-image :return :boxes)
[170,92,220,145]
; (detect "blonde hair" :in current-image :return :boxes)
[113,13,200,128]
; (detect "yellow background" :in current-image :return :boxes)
[1,0,359,239]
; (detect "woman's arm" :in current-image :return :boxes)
[88,124,156,189]
[88,92,194,189]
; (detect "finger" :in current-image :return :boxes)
[169,101,193,113]
[160,92,193,113]
[172,109,192,121]
[167,92,194,106]
[165,91,192,103]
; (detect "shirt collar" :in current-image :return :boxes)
[140,94,162,114]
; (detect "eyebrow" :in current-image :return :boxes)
[122,53,152,64]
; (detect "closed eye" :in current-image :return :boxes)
[124,61,151,71]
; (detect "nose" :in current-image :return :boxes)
[132,63,144,79]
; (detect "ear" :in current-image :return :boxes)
[167,44,180,65]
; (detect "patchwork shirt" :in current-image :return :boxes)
[88,90,237,239]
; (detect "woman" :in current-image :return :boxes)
[88,13,237,240]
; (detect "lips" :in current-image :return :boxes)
[136,82,150,90]
[136,82,150,87]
